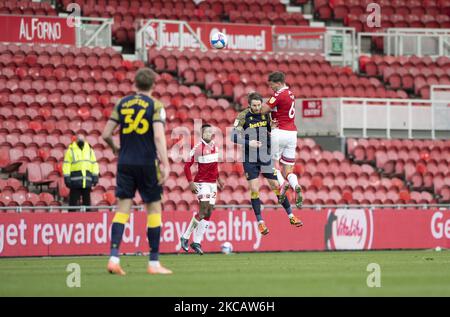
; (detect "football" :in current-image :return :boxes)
[210,32,227,49]
[221,242,233,254]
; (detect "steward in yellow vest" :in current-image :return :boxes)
[62,135,99,209]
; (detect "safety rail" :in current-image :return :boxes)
[0,204,448,213]
[357,28,450,68]
[74,16,113,47]
[296,97,450,139]
[431,85,450,101]
[385,28,450,57]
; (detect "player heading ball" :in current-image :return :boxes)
[231,92,303,235]
[261,71,303,208]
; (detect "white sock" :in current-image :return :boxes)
[287,173,299,191]
[149,260,160,268]
[275,169,285,185]
[288,214,294,219]
[109,256,120,264]
[193,219,209,244]
[182,214,199,240]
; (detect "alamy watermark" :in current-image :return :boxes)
[366,3,381,28]
[66,263,81,288]
[366,263,381,288]
[66,3,81,28]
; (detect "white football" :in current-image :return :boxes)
[210,32,227,49]
[221,241,233,254]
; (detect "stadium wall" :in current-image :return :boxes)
[0,209,449,257]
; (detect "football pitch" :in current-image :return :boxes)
[1,250,450,297]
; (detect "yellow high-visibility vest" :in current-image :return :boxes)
[62,142,99,189]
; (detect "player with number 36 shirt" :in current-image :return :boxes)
[262,71,303,208]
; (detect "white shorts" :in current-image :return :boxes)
[195,182,217,205]
[271,129,297,165]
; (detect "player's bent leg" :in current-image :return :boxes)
[282,163,303,208]
[268,178,291,214]
[270,160,289,204]
[179,237,189,252]
[181,212,201,252]
[249,180,269,235]
[278,179,290,204]
[146,201,172,275]
[244,163,268,235]
[267,177,302,226]
[191,202,211,255]
[249,180,262,222]
[107,198,132,275]
[181,199,208,252]
[190,242,204,255]
[294,184,304,209]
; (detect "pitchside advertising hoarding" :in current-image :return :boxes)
[0,15,76,45]
[0,209,449,256]
[144,21,325,53]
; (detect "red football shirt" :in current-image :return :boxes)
[184,140,219,183]
[267,86,297,131]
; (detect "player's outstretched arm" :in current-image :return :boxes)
[153,122,169,185]
[102,120,119,155]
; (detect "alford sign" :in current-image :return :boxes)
[0,15,76,45]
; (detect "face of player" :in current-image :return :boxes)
[202,127,213,143]
[250,100,262,114]
[269,81,283,92]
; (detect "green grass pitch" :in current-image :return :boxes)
[1,250,450,296]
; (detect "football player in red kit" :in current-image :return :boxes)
[261,71,303,208]
[180,124,224,255]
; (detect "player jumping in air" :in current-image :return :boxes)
[231,92,303,235]
[102,68,172,275]
[261,71,303,208]
[180,124,224,254]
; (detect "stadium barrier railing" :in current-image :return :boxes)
[357,28,450,66]
[431,85,450,101]
[295,97,450,139]
[74,16,113,47]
